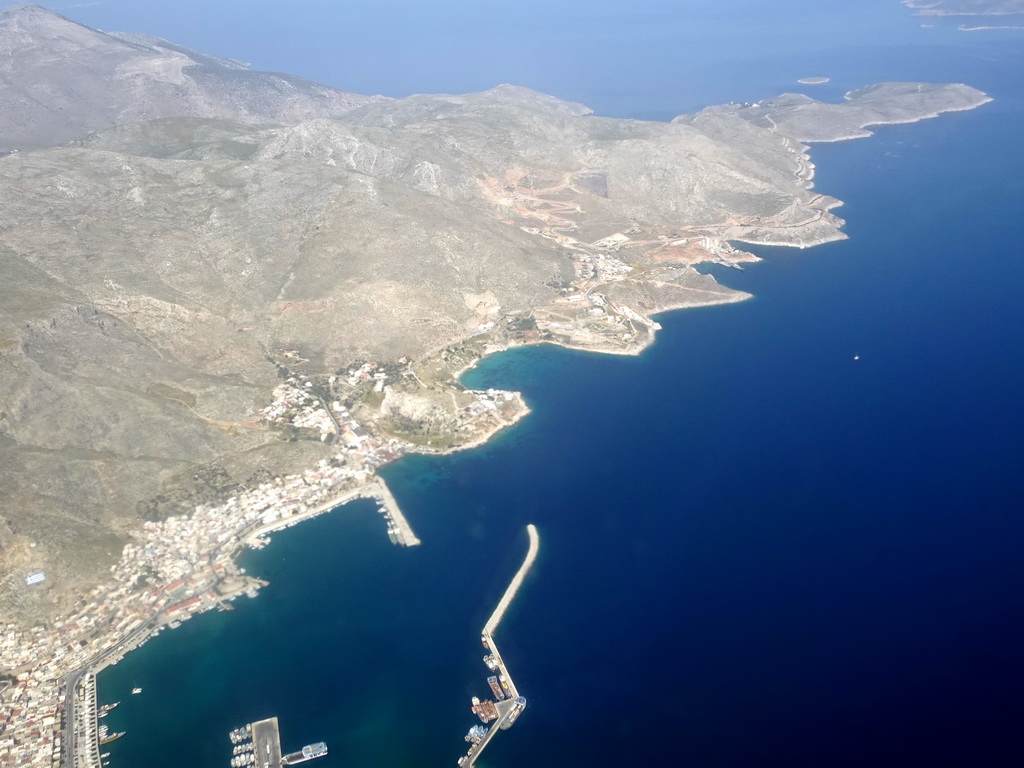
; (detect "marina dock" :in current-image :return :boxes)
[239,476,420,550]
[360,479,421,547]
[229,718,326,768]
[457,524,539,767]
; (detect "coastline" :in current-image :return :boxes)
[801,94,994,144]
[959,24,1024,30]
[0,84,997,768]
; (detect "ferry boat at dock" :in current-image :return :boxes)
[282,742,328,765]
[100,731,126,745]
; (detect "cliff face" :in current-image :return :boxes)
[0,5,991,622]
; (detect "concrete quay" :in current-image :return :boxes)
[457,525,539,767]
[251,717,282,768]
[359,480,421,547]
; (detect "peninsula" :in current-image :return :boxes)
[0,5,994,766]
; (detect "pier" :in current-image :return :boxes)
[360,479,421,546]
[228,718,326,768]
[457,524,539,767]
[239,476,419,549]
[237,475,419,551]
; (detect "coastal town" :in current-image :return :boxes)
[0,218,743,768]
[0,367,523,768]
[0,212,729,767]
[0,219,687,767]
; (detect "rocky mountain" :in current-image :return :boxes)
[0,4,385,152]
[0,5,991,623]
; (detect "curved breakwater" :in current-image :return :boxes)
[483,524,539,637]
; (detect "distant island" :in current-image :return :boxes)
[903,0,1024,15]
[0,5,993,766]
[798,76,831,84]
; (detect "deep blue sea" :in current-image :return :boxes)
[97,3,1024,767]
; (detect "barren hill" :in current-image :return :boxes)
[0,4,385,152]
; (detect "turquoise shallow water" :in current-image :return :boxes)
[94,5,1024,768]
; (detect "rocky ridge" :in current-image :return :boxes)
[0,3,385,152]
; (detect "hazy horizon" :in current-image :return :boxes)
[2,0,934,118]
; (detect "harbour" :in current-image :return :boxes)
[53,477,417,768]
[241,476,419,549]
